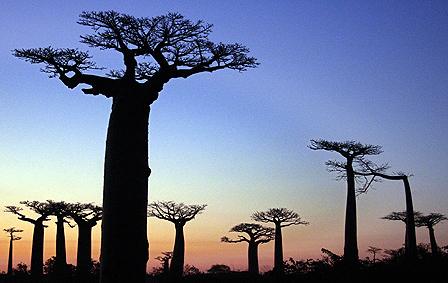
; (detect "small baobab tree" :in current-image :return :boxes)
[154,252,173,275]
[367,246,382,263]
[221,223,275,274]
[251,208,308,274]
[415,213,447,256]
[309,139,383,266]
[66,202,102,277]
[14,11,257,283]
[148,201,206,278]
[4,227,23,275]
[5,201,51,280]
[382,211,422,252]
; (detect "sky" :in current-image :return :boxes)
[0,0,447,273]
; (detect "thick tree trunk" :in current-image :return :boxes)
[273,223,284,274]
[55,216,68,278]
[428,226,438,256]
[31,222,45,281]
[100,95,150,283]
[344,160,358,266]
[248,242,259,275]
[7,238,13,275]
[77,225,93,277]
[170,224,185,278]
[403,177,417,261]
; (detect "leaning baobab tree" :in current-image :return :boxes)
[66,203,102,278]
[5,201,51,280]
[221,223,275,275]
[415,213,447,256]
[367,246,382,263]
[309,139,384,266]
[4,227,23,275]
[251,208,308,274]
[148,201,206,278]
[382,211,422,254]
[14,11,257,283]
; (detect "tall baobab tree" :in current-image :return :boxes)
[47,200,73,279]
[4,227,23,275]
[221,223,275,275]
[66,203,102,277]
[5,201,51,280]
[359,161,419,262]
[366,246,382,263]
[309,139,383,266]
[415,213,447,256]
[251,208,308,274]
[148,201,206,278]
[14,11,257,283]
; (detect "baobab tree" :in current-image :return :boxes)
[14,11,257,283]
[251,208,308,274]
[221,223,275,275]
[46,200,73,279]
[359,161,419,262]
[66,202,102,278]
[309,139,383,266]
[382,211,422,253]
[154,252,173,275]
[415,213,447,256]
[4,227,23,275]
[148,201,207,278]
[367,246,382,263]
[5,201,51,280]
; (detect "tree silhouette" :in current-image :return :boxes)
[415,213,447,256]
[251,208,308,274]
[309,139,383,266]
[14,11,257,283]
[221,223,275,274]
[148,201,206,278]
[46,200,73,279]
[382,210,422,257]
[359,162,419,262]
[5,201,51,280]
[4,227,23,275]
[154,252,173,275]
[66,202,102,278]
[366,246,382,263]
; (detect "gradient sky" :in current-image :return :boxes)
[1,0,447,273]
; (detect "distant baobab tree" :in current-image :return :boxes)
[309,139,383,266]
[251,208,309,274]
[47,200,73,279]
[5,201,51,280]
[359,161,419,262]
[14,11,257,283]
[148,201,206,278]
[415,213,447,256]
[382,211,422,253]
[4,227,23,275]
[367,246,382,263]
[221,223,275,275]
[154,252,173,275]
[66,202,102,278]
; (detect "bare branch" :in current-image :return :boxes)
[148,201,206,225]
[222,223,274,245]
[251,208,309,228]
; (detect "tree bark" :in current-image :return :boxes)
[7,238,13,275]
[344,159,358,266]
[55,216,68,278]
[77,224,93,277]
[100,94,150,283]
[170,224,185,278]
[428,226,438,256]
[31,222,45,281]
[273,222,284,274]
[403,177,417,261]
[248,242,259,275]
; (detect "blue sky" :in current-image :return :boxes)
[0,0,447,270]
